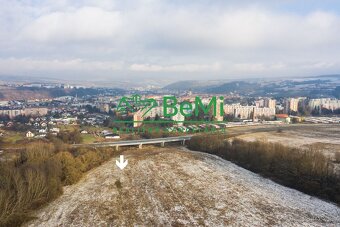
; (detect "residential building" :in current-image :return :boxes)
[133,110,143,127]
[144,106,163,118]
[264,98,276,109]
[224,104,275,120]
[24,107,48,117]
[276,114,291,123]
[214,98,224,121]
[284,98,299,113]
[0,107,48,119]
[97,103,110,113]
[308,98,340,111]
[26,131,34,138]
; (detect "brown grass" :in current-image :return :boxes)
[0,141,115,226]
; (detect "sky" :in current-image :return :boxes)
[1,0,340,82]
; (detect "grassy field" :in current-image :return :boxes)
[80,134,99,144]
[1,131,26,149]
[4,133,24,143]
[233,124,340,159]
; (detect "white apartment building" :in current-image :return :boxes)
[256,98,276,109]
[224,104,275,119]
[264,98,276,109]
[144,106,163,118]
[214,98,224,121]
[0,107,49,119]
[133,110,143,127]
[254,107,276,118]
[308,98,340,111]
[284,98,299,113]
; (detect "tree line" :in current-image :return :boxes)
[188,134,340,205]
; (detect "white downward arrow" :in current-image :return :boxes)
[116,155,128,170]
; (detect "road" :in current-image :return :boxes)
[73,124,333,148]
[73,135,193,147]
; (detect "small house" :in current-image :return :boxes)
[104,133,120,139]
[50,128,60,133]
[38,128,47,133]
[275,114,291,123]
[26,131,35,138]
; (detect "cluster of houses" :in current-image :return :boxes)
[0,94,339,142]
[80,114,109,126]
[26,127,60,138]
[25,117,62,138]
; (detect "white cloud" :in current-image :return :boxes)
[231,62,287,72]
[143,7,340,50]
[129,63,221,72]
[1,1,340,79]
[19,5,340,50]
[22,7,122,42]
[0,58,123,74]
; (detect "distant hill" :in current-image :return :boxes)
[163,75,340,97]
[334,86,340,98]
[163,80,230,92]
[163,80,262,95]
[0,86,51,101]
[0,86,126,101]
[163,80,198,91]
[205,81,259,94]
[312,74,340,79]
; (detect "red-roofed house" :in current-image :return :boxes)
[276,114,290,123]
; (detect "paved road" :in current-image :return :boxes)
[72,135,193,147]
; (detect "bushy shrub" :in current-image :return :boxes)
[140,128,183,139]
[0,141,116,226]
[188,133,226,155]
[54,152,83,185]
[57,130,82,144]
[17,142,55,164]
[0,151,62,226]
[141,129,163,139]
[77,151,100,171]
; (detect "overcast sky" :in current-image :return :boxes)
[1,0,340,82]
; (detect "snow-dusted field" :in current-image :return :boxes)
[26,147,340,227]
[236,124,340,157]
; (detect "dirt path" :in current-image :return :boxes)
[25,147,340,226]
